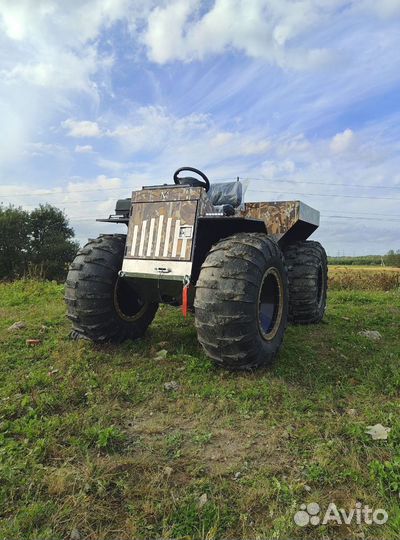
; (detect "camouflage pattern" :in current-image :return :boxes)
[197,190,215,216]
[133,186,204,203]
[240,201,319,240]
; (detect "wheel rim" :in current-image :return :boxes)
[113,277,148,322]
[317,264,325,308]
[258,267,284,341]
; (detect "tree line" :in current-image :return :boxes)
[328,252,400,267]
[0,204,79,281]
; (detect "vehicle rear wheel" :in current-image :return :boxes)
[65,234,158,342]
[283,240,327,324]
[194,232,288,370]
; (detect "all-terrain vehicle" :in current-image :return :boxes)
[65,167,327,370]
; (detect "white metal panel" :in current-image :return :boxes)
[122,257,192,278]
[138,220,147,256]
[163,217,172,257]
[154,215,164,257]
[180,235,187,258]
[130,224,138,256]
[171,219,180,258]
[146,217,155,256]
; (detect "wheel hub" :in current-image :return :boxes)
[257,267,284,341]
[113,277,148,322]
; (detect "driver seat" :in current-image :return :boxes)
[175,176,206,188]
[175,176,243,210]
[208,181,243,208]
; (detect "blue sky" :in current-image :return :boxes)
[1,0,400,255]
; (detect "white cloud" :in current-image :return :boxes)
[141,0,400,71]
[242,140,272,156]
[0,1,134,167]
[362,0,400,18]
[1,50,100,92]
[78,106,275,165]
[3,114,400,255]
[25,142,65,157]
[74,144,94,153]
[0,1,130,93]
[63,119,102,138]
[261,159,296,178]
[330,128,355,153]
[1,0,399,170]
[142,0,343,69]
[96,157,133,171]
[142,0,196,64]
[211,132,235,146]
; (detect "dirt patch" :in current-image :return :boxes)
[124,407,294,477]
[201,426,289,476]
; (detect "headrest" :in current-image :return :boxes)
[208,181,243,208]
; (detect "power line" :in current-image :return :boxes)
[322,215,400,223]
[244,177,400,190]
[15,200,400,218]
[1,176,399,198]
[0,177,235,198]
[66,213,400,223]
[0,186,127,198]
[247,188,400,201]
[325,211,398,218]
[18,198,122,207]
[3,183,400,221]
[9,187,400,209]
[7,198,400,220]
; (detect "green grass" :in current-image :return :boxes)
[0,280,399,539]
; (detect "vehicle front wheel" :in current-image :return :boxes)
[194,232,288,370]
[65,234,158,342]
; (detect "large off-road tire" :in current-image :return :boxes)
[283,240,327,324]
[65,234,158,342]
[194,233,288,371]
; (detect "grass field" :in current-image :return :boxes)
[0,278,399,539]
[329,265,400,291]
[330,266,400,271]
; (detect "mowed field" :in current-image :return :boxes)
[0,270,399,539]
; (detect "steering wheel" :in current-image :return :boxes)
[173,167,210,192]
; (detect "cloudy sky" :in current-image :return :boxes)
[1,0,400,255]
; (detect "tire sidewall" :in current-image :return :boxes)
[255,253,288,357]
[316,252,328,319]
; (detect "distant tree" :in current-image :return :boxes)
[28,204,79,281]
[0,205,30,279]
[385,249,400,268]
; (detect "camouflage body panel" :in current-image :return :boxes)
[241,201,319,241]
[198,191,215,216]
[133,186,204,203]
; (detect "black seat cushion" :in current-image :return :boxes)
[208,181,243,208]
[176,177,207,188]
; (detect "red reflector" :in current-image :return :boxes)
[182,284,189,317]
